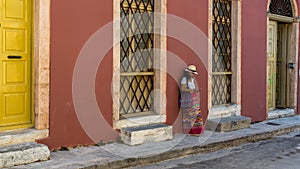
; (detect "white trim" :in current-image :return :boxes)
[33,0,50,131]
[113,0,167,129]
[267,13,295,23]
[208,0,242,118]
[231,0,242,106]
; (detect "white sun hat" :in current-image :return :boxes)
[185,65,198,74]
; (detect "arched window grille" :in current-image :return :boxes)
[269,0,293,17]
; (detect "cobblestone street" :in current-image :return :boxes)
[132,132,300,169]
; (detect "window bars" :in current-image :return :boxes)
[212,0,232,105]
[269,0,293,17]
[120,0,154,115]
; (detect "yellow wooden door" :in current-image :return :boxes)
[0,0,32,130]
[267,21,277,111]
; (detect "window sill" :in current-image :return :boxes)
[208,104,241,120]
[115,114,167,129]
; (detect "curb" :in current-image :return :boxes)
[82,124,300,169]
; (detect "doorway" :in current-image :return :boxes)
[0,0,33,131]
[267,20,292,111]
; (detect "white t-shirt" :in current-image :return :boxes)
[181,77,196,90]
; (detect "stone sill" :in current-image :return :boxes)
[208,104,241,120]
[268,108,295,120]
[0,129,48,147]
[115,115,167,129]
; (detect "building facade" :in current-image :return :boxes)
[0,0,299,149]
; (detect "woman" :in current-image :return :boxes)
[179,65,204,135]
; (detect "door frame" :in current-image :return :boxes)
[32,0,50,130]
[0,0,50,132]
[266,0,299,115]
[267,20,277,111]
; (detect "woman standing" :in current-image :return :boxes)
[179,65,204,135]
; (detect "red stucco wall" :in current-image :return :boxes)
[166,0,208,133]
[41,0,300,149]
[242,0,300,120]
[241,0,268,122]
[40,0,115,149]
[40,1,209,149]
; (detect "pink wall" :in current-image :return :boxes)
[242,0,300,120]
[166,0,208,133]
[40,0,300,149]
[39,0,116,149]
[40,0,209,149]
[241,0,268,122]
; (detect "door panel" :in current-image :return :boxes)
[267,21,277,111]
[276,24,288,108]
[0,0,32,129]
[5,0,25,19]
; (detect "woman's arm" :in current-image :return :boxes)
[180,84,193,93]
[180,77,199,93]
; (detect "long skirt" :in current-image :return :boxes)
[181,92,204,135]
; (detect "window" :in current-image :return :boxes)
[113,0,167,128]
[212,0,232,106]
[120,0,155,116]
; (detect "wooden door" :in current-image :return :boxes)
[276,24,288,108]
[0,0,32,130]
[267,21,277,111]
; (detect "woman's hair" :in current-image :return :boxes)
[183,70,191,79]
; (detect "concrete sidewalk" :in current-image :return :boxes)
[12,116,300,169]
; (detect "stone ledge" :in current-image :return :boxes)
[0,142,50,168]
[208,104,241,119]
[121,124,173,145]
[0,129,48,147]
[206,116,251,132]
[268,108,295,120]
[115,115,167,129]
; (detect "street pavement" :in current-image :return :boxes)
[11,116,300,169]
[130,132,300,169]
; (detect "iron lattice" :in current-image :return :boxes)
[212,0,232,105]
[212,75,231,105]
[120,0,154,114]
[269,0,293,17]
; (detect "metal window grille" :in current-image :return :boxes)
[212,0,232,105]
[269,0,293,17]
[120,0,154,115]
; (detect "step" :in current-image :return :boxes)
[268,108,295,120]
[206,116,251,132]
[0,129,48,147]
[120,124,173,145]
[0,142,50,168]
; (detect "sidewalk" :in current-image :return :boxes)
[12,116,300,169]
